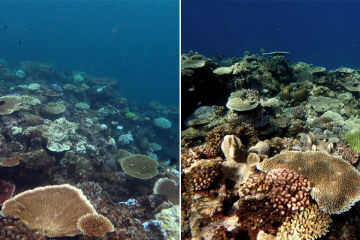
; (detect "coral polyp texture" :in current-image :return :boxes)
[77,213,114,237]
[265,168,311,216]
[257,151,360,214]
[276,204,332,240]
[181,51,360,239]
[0,184,96,237]
[120,154,159,179]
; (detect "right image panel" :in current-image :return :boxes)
[181,1,360,239]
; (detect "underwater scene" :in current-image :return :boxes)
[181,1,360,240]
[0,1,179,240]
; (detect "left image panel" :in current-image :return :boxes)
[0,1,179,239]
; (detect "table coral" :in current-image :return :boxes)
[1,184,98,237]
[120,154,159,179]
[257,151,360,214]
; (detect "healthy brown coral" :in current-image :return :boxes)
[265,168,311,217]
[120,154,158,179]
[276,204,332,240]
[0,216,43,240]
[0,184,96,237]
[77,213,114,237]
[184,158,221,192]
[153,177,179,205]
[257,151,360,214]
[206,123,258,155]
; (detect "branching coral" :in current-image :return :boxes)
[276,204,332,240]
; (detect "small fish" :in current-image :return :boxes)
[1,24,6,30]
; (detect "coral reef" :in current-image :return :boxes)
[0,56,179,239]
[181,51,360,239]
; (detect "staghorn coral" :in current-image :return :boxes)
[0,184,96,237]
[257,151,360,214]
[276,204,331,240]
[120,154,159,179]
[77,213,114,237]
[153,177,179,205]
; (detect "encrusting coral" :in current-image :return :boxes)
[257,151,360,214]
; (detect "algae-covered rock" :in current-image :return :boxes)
[308,96,343,113]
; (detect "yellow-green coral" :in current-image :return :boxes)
[280,85,292,100]
[125,111,138,121]
[293,88,308,102]
[346,130,360,153]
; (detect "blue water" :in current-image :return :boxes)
[182,0,360,70]
[0,0,179,105]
